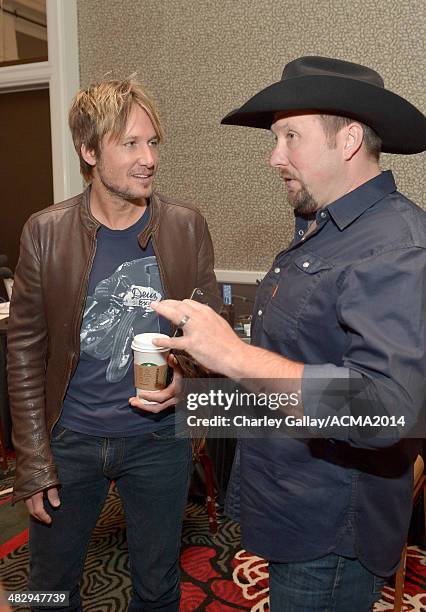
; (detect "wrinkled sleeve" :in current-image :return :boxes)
[302,247,426,447]
[196,218,219,297]
[7,219,59,502]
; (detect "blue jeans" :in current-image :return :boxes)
[28,424,192,611]
[269,553,385,611]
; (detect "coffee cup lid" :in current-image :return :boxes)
[131,333,170,352]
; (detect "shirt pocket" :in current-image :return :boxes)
[293,252,332,275]
[263,252,333,345]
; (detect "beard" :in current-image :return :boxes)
[288,185,319,215]
[98,171,144,202]
[96,156,153,203]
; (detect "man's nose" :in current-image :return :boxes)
[269,145,288,168]
[137,144,156,168]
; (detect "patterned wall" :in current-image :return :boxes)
[77,0,426,271]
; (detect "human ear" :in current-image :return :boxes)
[343,123,363,160]
[81,144,97,167]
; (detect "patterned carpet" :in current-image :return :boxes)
[0,461,425,611]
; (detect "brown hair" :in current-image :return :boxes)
[319,114,382,161]
[69,78,164,182]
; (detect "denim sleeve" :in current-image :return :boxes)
[302,247,426,448]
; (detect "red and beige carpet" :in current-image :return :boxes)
[0,461,425,611]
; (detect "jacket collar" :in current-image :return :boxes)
[323,170,397,230]
[79,184,161,245]
[80,185,99,233]
[138,192,161,248]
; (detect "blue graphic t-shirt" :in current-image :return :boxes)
[60,207,173,436]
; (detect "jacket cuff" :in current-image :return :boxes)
[12,466,60,505]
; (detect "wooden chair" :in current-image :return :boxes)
[191,438,218,533]
[393,455,425,611]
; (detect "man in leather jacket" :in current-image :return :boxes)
[7,78,217,611]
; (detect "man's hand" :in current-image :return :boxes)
[24,487,60,524]
[150,299,248,377]
[128,353,183,413]
[150,299,304,391]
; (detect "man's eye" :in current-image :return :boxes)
[287,132,296,140]
[124,141,136,147]
[149,139,159,148]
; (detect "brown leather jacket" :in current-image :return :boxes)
[7,188,217,503]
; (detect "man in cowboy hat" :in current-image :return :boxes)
[150,56,426,609]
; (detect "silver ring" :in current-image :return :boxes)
[177,314,190,329]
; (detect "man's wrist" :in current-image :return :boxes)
[223,338,253,380]
[224,342,304,384]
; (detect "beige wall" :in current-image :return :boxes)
[77,0,426,271]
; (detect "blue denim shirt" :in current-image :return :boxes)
[227,171,425,576]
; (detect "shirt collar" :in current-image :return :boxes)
[322,170,397,230]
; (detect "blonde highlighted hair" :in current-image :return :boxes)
[68,78,164,182]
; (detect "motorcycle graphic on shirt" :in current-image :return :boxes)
[80,257,162,382]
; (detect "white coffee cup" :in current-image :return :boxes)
[131,333,170,404]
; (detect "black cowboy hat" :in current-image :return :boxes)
[221,56,426,154]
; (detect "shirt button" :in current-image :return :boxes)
[274,267,280,273]
[302,261,310,268]
[298,229,304,236]
[320,211,327,219]
[258,309,263,316]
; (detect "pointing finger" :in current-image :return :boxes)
[150,300,187,325]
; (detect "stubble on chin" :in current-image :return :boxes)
[289,187,319,215]
[100,175,151,203]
